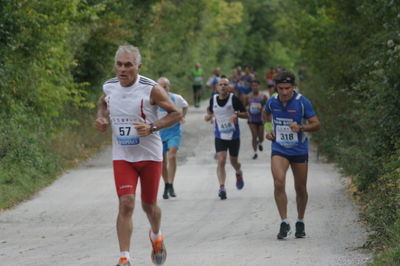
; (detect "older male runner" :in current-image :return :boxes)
[96,45,181,266]
[157,77,188,199]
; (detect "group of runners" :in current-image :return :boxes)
[95,44,320,266]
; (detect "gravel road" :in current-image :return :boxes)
[0,101,371,265]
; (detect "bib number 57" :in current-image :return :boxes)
[119,127,131,136]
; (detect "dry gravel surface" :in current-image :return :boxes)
[0,100,371,265]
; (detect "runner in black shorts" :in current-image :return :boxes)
[264,71,320,240]
[244,80,268,159]
[204,77,248,200]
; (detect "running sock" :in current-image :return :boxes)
[220,184,225,189]
[282,219,289,224]
[120,251,130,261]
[297,218,304,223]
[151,230,162,240]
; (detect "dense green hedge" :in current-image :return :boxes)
[0,0,99,207]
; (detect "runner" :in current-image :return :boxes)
[244,80,268,159]
[157,77,188,200]
[204,77,248,200]
[189,63,204,108]
[96,45,181,266]
[264,71,320,240]
[237,66,255,104]
[205,67,222,95]
[264,67,277,97]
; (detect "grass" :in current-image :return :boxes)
[0,113,110,210]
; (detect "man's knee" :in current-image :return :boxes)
[229,157,239,166]
[119,194,135,216]
[141,202,158,215]
[295,184,308,196]
[168,149,177,160]
[217,153,227,165]
[274,178,286,192]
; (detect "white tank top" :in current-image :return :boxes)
[103,75,162,162]
[213,93,239,140]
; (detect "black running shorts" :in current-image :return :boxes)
[215,138,240,157]
[192,85,202,93]
[271,150,308,163]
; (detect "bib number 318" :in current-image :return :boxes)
[276,125,298,147]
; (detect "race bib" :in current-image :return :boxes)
[111,116,140,146]
[276,125,298,148]
[249,102,261,114]
[194,77,202,83]
[217,119,235,133]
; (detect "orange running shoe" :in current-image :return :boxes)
[116,256,131,266]
[149,231,167,265]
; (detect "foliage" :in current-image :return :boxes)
[268,0,400,263]
[139,0,246,98]
[369,219,400,265]
[0,0,103,209]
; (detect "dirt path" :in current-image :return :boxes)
[0,101,371,265]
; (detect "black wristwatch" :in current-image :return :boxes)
[150,123,158,134]
[299,125,304,133]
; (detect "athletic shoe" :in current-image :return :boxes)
[277,222,291,240]
[149,231,167,265]
[252,153,258,160]
[295,221,306,238]
[116,257,131,266]
[258,143,263,151]
[169,184,176,197]
[162,184,169,200]
[236,172,244,190]
[218,188,227,200]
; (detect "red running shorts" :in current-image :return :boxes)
[113,160,162,204]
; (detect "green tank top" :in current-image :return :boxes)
[191,69,203,85]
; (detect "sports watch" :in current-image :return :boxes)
[150,123,158,134]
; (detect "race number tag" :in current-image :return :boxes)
[194,77,202,83]
[217,119,235,133]
[111,117,140,146]
[276,125,298,148]
[249,102,261,114]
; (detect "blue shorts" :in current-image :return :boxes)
[162,135,181,154]
[239,87,252,95]
[271,150,308,163]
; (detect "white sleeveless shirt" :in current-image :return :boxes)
[213,93,240,140]
[103,75,162,162]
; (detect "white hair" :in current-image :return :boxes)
[115,45,141,65]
